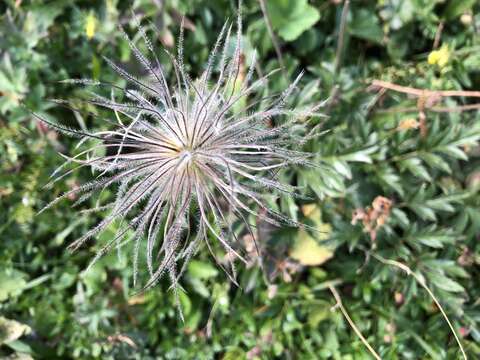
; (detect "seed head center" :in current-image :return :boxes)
[177,148,195,167]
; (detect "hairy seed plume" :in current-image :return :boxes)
[35,10,323,312]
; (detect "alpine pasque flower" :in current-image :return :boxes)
[35,12,322,304]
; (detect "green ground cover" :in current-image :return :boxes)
[1,0,480,358]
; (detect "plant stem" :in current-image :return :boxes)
[370,253,467,360]
[258,0,287,79]
[334,0,350,76]
[329,284,382,360]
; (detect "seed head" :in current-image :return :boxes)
[35,12,323,307]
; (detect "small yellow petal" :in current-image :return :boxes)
[437,57,448,68]
[437,46,450,68]
[429,45,450,68]
[428,50,440,65]
[85,13,96,39]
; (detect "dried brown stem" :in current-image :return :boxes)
[329,285,382,360]
[371,80,480,98]
[378,103,480,114]
[371,79,480,135]
[370,253,467,360]
[433,21,444,49]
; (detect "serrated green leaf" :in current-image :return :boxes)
[400,157,431,181]
[419,153,451,174]
[415,233,453,248]
[392,208,409,227]
[427,272,465,293]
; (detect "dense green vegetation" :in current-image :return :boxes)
[1,0,480,358]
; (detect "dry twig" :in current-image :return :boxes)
[370,253,468,360]
[370,79,480,136]
[371,80,480,98]
[378,103,480,114]
[433,21,444,50]
[329,285,382,360]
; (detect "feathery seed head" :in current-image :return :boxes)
[37,11,323,308]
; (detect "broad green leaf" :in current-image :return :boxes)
[267,0,320,42]
[0,55,27,114]
[443,0,476,20]
[332,160,352,179]
[426,192,470,212]
[348,9,383,44]
[0,269,27,302]
[22,4,67,48]
[188,260,219,280]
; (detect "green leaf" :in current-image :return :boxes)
[5,340,34,355]
[223,347,246,360]
[399,157,431,181]
[267,0,320,42]
[376,166,404,196]
[443,0,476,20]
[427,273,465,293]
[414,232,454,248]
[426,193,470,212]
[419,153,451,174]
[348,9,383,44]
[392,208,409,227]
[188,260,219,280]
[0,55,27,114]
[306,300,331,327]
[53,217,84,245]
[331,159,352,179]
[22,3,67,48]
[411,205,437,221]
[439,145,468,160]
[337,146,378,164]
[410,332,442,360]
[0,269,27,302]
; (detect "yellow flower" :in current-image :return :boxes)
[428,50,440,65]
[427,45,450,68]
[85,13,97,39]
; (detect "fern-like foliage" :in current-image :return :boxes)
[35,11,322,310]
